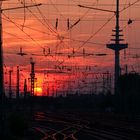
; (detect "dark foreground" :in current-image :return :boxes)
[30,110,140,140]
[0,96,140,140]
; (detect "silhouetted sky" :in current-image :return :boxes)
[2,0,140,95]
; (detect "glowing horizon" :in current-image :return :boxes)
[2,0,140,96]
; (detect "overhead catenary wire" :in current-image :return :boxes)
[3,30,28,42]
[0,0,131,95]
[28,0,114,68]
[4,1,140,69]
[20,0,74,54]
[5,1,140,7]
[4,20,105,47]
[120,0,140,12]
[19,1,68,65]
[3,13,44,48]
[54,0,140,66]
[76,0,140,53]
[52,15,115,68]
[36,4,70,54]
[32,0,58,34]
[2,16,59,39]
[17,0,58,36]
[49,0,67,21]
[6,0,137,50]
[73,14,115,55]
[32,0,71,52]
[31,0,108,51]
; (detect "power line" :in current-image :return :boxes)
[19,0,71,49]
[53,15,115,67]
[32,0,58,34]
[2,17,57,37]
[17,1,58,36]
[120,0,140,12]
[3,13,44,48]
[5,2,140,7]
[3,16,107,46]
[3,30,28,42]
[75,14,115,53]
[1,3,42,11]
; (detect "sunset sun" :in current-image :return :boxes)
[34,87,42,96]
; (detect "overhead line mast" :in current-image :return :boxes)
[78,0,128,94]
[106,0,128,94]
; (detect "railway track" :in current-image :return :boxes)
[29,111,140,140]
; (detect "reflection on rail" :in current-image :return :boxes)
[30,111,140,140]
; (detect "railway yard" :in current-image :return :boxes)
[27,110,140,140]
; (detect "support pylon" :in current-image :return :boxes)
[24,79,27,98]
[106,0,128,94]
[9,70,12,99]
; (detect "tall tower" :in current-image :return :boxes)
[30,58,35,96]
[106,0,128,94]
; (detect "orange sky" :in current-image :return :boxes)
[2,0,140,96]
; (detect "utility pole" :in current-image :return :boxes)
[16,66,19,99]
[125,64,128,74]
[24,79,27,99]
[106,0,128,94]
[30,58,35,96]
[9,70,12,99]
